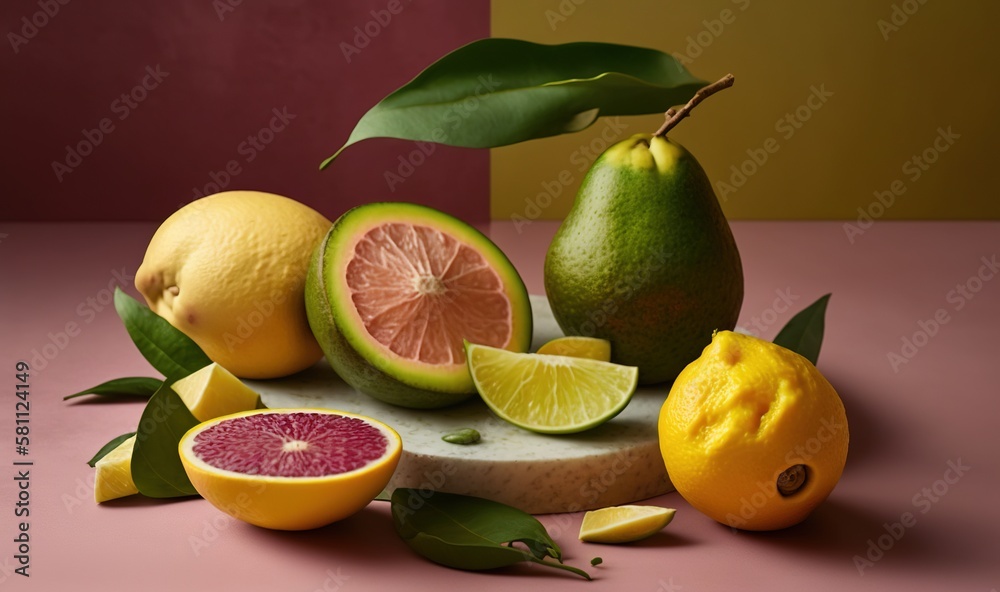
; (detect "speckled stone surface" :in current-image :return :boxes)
[248,295,673,514]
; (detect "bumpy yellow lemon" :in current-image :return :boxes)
[659,331,848,531]
[136,191,331,379]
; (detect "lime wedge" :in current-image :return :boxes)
[536,336,612,362]
[465,342,638,434]
[579,505,676,543]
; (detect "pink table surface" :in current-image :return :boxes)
[1,220,997,591]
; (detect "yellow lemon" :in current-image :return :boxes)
[579,505,676,543]
[94,435,138,503]
[536,336,612,362]
[179,409,401,530]
[136,191,331,379]
[171,363,263,422]
[659,331,848,531]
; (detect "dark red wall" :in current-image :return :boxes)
[1,0,490,223]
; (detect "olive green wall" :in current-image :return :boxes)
[491,0,1000,221]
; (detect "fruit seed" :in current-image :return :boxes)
[442,428,481,445]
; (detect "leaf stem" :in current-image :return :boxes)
[530,558,592,580]
[653,73,735,137]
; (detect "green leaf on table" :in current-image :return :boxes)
[391,488,590,579]
[87,432,137,467]
[64,377,163,401]
[114,288,212,380]
[773,293,831,365]
[321,38,706,168]
[130,384,199,498]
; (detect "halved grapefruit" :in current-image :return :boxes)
[179,408,401,530]
[306,202,532,408]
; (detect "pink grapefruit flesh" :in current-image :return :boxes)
[190,412,389,477]
[346,222,513,366]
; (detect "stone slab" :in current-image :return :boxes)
[248,295,673,514]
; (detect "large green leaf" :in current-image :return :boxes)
[773,294,831,365]
[391,488,590,579]
[321,38,705,168]
[130,384,199,498]
[113,288,212,380]
[64,377,162,401]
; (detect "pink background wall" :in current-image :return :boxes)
[2,0,490,223]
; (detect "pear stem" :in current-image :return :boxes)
[653,73,735,137]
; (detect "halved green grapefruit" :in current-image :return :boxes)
[306,202,532,408]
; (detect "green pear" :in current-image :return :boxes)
[544,133,743,385]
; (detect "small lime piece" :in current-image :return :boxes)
[94,436,138,503]
[536,337,612,362]
[579,505,676,544]
[171,362,263,422]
